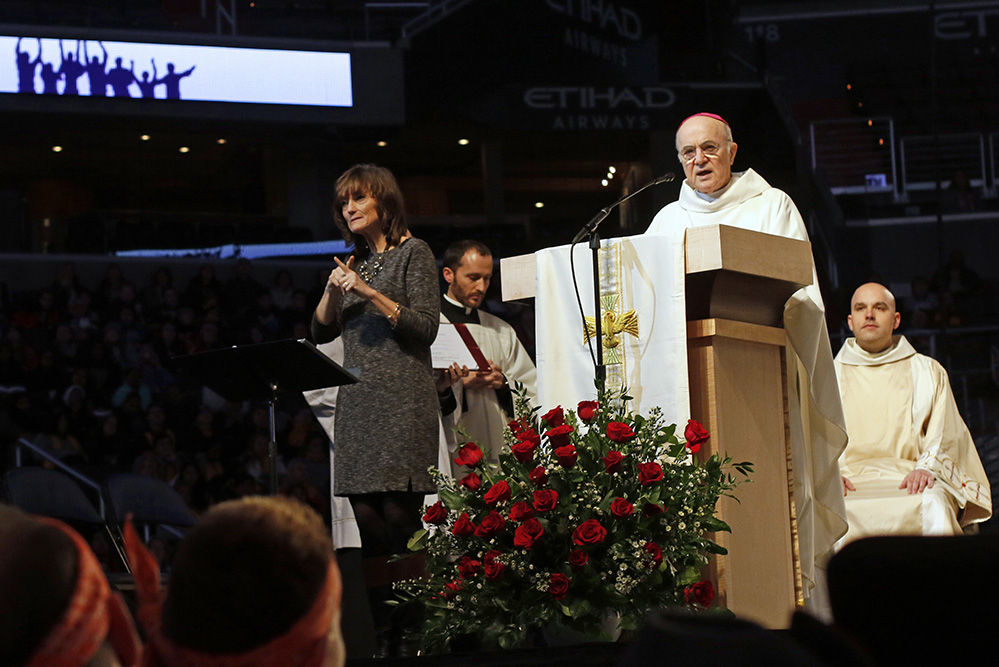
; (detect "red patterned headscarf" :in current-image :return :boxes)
[123,517,343,667]
[26,518,142,667]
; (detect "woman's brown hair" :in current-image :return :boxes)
[332,164,408,258]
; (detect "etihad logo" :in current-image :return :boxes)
[935,8,999,39]
[524,86,675,111]
[545,0,643,40]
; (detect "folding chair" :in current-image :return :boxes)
[2,466,129,571]
[103,472,196,544]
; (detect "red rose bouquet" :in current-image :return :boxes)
[398,386,751,654]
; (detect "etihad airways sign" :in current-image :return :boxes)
[524,86,673,109]
[545,0,644,40]
[521,85,675,131]
[544,0,653,73]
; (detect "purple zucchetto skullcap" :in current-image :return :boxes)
[678,112,730,129]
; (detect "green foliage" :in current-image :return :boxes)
[396,386,751,654]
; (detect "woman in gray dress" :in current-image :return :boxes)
[312,163,439,656]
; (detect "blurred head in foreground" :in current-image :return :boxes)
[0,504,141,667]
[127,495,345,667]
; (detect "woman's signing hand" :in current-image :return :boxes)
[331,256,375,300]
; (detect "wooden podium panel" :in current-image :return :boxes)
[687,318,798,628]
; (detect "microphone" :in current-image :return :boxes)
[570,172,675,244]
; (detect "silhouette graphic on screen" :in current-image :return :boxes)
[15,37,41,94]
[136,59,158,99]
[83,41,109,97]
[36,41,62,95]
[39,64,61,95]
[158,62,196,100]
[107,56,135,97]
[58,40,85,96]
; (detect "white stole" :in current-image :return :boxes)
[535,235,688,425]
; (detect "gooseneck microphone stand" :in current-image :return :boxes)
[569,172,675,389]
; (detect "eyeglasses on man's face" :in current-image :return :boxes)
[678,142,725,163]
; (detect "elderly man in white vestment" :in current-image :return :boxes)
[644,112,849,612]
[835,282,991,544]
[440,240,537,471]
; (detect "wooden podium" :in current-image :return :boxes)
[500,225,813,628]
[683,225,812,628]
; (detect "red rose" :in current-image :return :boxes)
[638,461,664,485]
[474,510,506,538]
[643,503,666,517]
[684,580,715,607]
[569,549,589,570]
[519,429,541,447]
[484,480,511,506]
[684,419,710,454]
[453,442,484,468]
[541,405,565,427]
[509,501,535,522]
[513,518,545,549]
[484,550,507,580]
[422,501,447,525]
[548,573,571,600]
[642,541,663,568]
[456,556,481,579]
[610,497,634,518]
[451,512,475,537]
[460,472,482,491]
[443,579,462,599]
[529,466,549,487]
[532,489,559,512]
[602,450,625,473]
[512,438,537,463]
[606,421,636,443]
[555,444,578,468]
[577,400,598,423]
[484,560,506,580]
[572,519,607,546]
[507,418,526,436]
[546,424,575,449]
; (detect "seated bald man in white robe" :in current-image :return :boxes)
[835,282,991,545]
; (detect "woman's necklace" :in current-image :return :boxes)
[357,244,394,284]
[357,255,384,283]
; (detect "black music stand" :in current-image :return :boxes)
[171,339,359,494]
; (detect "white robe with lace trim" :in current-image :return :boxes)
[834,335,991,545]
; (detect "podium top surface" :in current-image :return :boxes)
[684,225,812,287]
[171,338,359,402]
